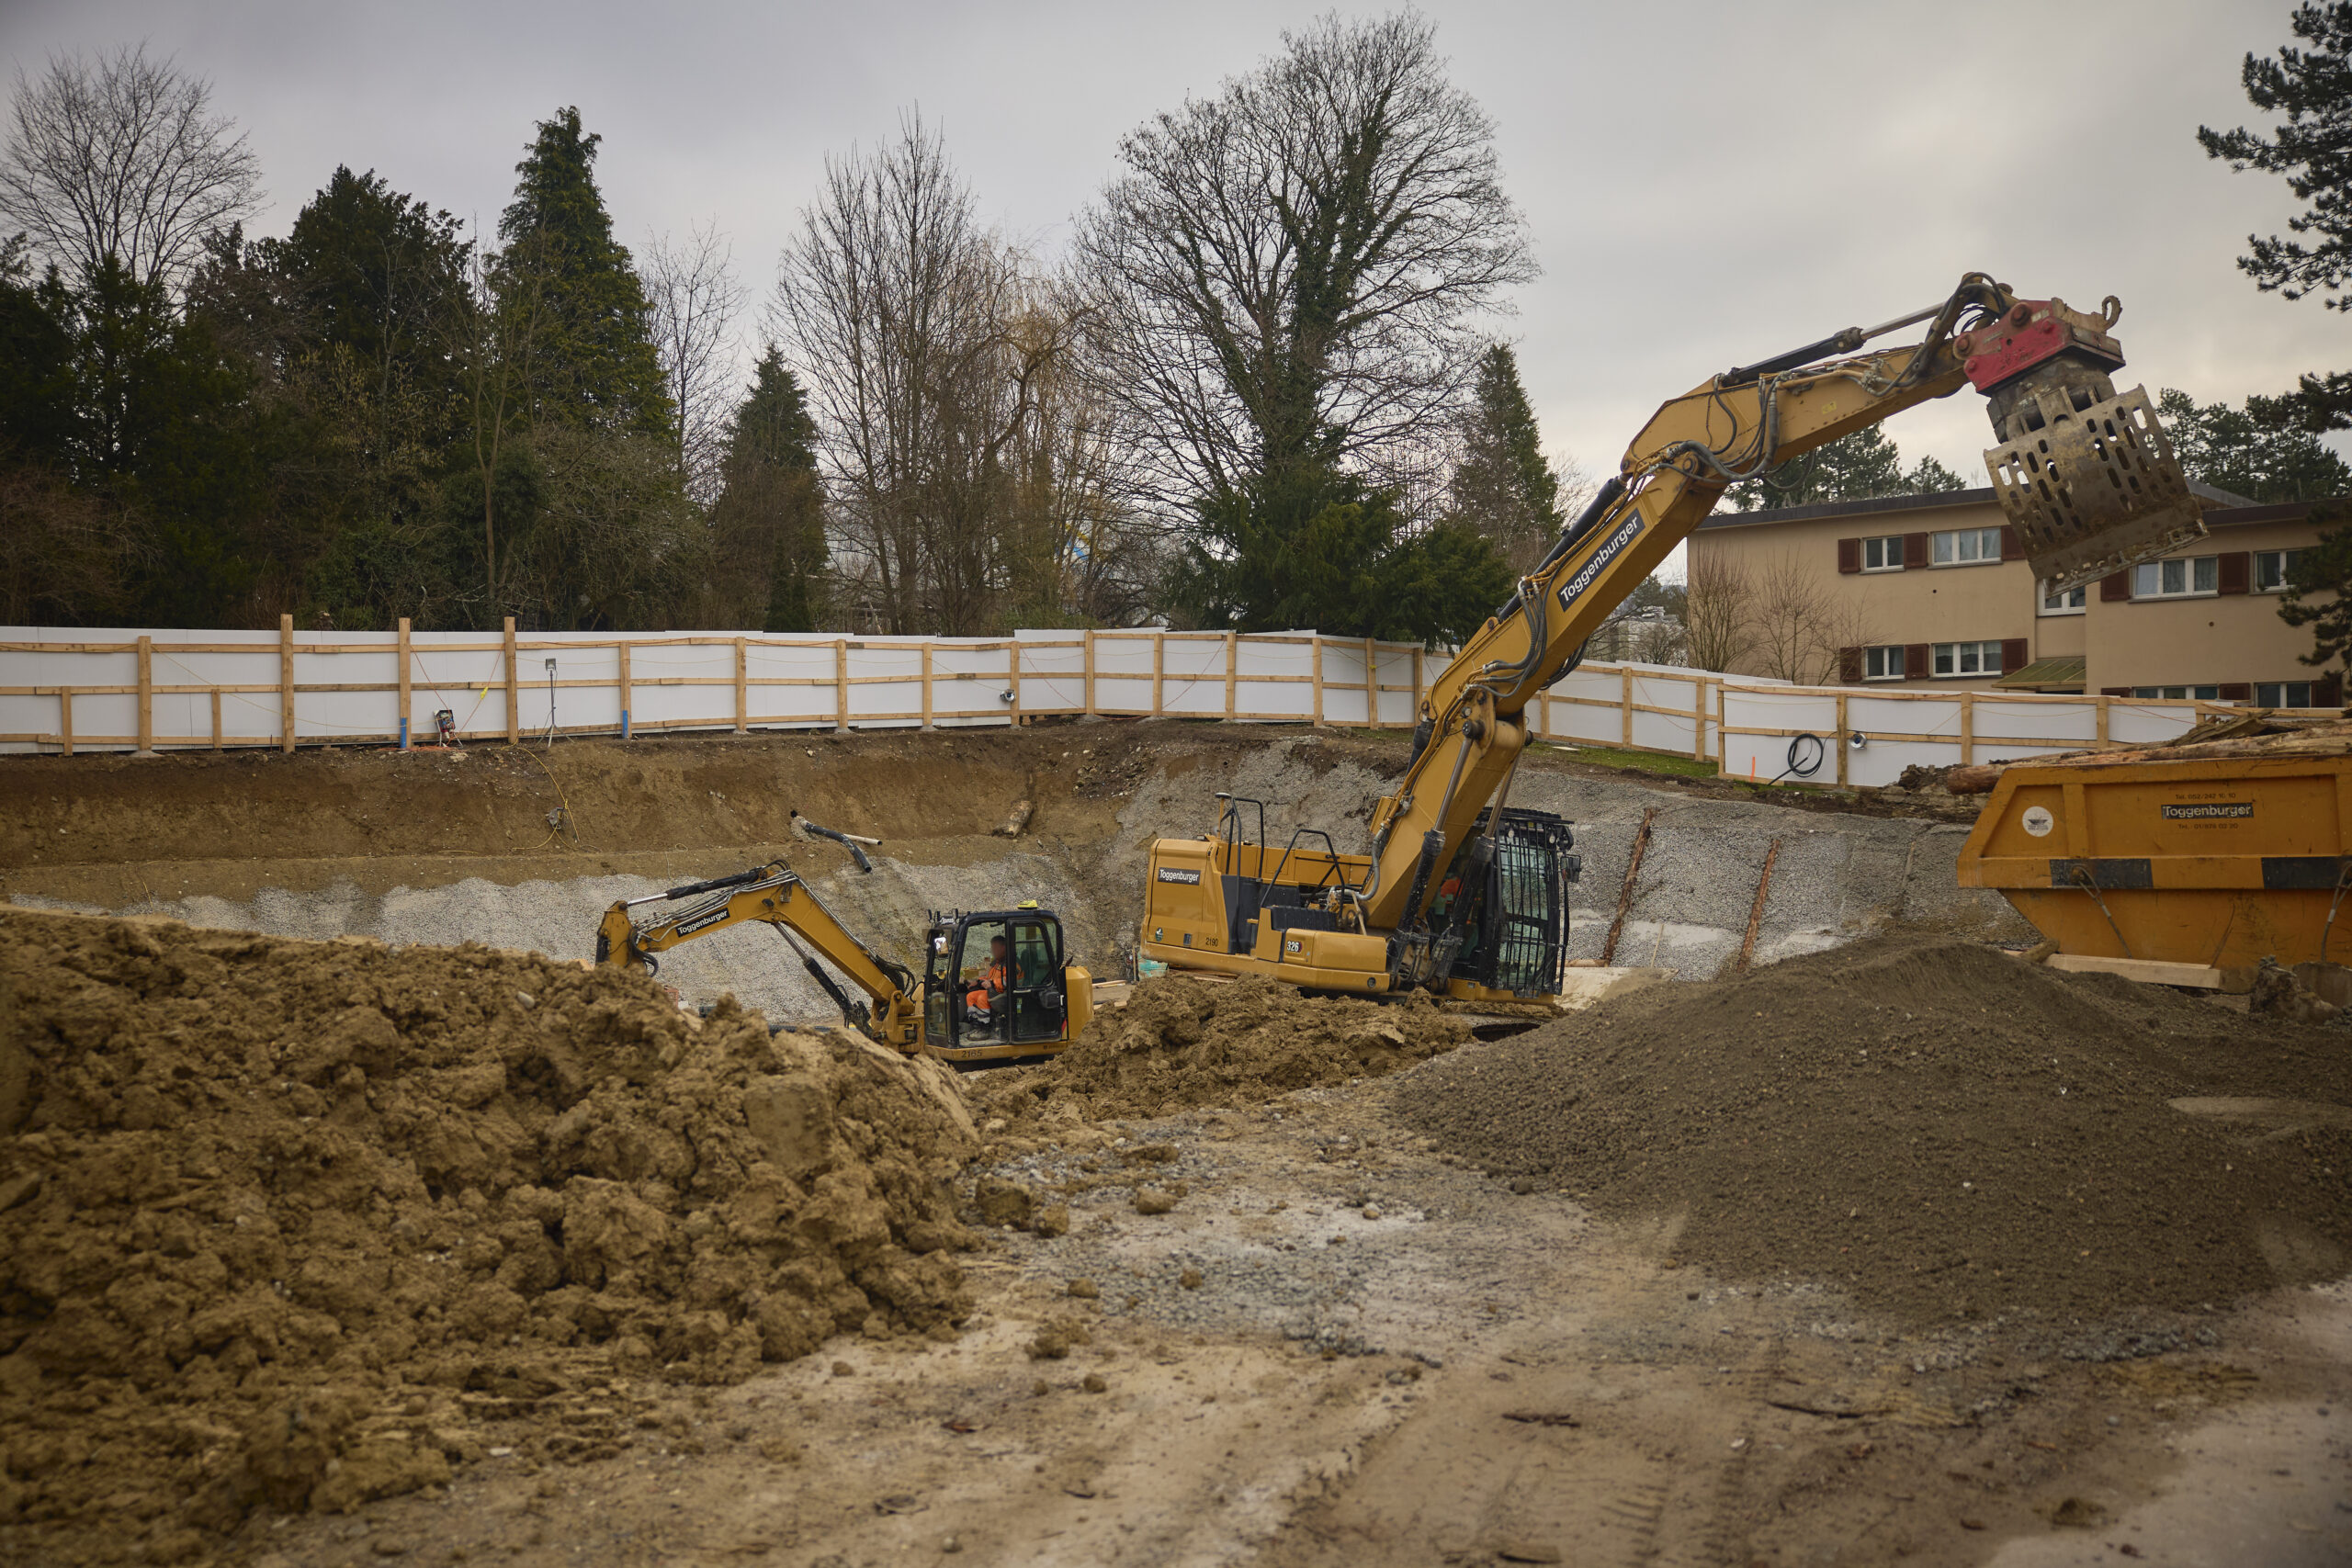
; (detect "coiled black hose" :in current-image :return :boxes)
[1770,732,1826,784]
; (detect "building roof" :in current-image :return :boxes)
[1992,655,2086,692]
[1694,483,2326,533]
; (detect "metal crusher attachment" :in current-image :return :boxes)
[1965,297,2206,594]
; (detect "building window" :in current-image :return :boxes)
[2040,580,2086,614]
[2131,556,2217,598]
[1860,536,1905,571]
[1862,645,1905,681]
[2256,548,2307,592]
[1930,527,2001,566]
[1931,640,2003,677]
[2256,681,2314,707]
[2130,685,2222,701]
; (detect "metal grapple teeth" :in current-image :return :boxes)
[1985,383,2206,596]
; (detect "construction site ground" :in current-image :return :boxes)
[4,723,2348,1568]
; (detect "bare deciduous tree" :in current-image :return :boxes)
[1073,11,1532,511]
[1750,550,1877,684]
[0,44,262,289]
[1682,550,1756,674]
[774,116,1068,635]
[643,220,745,507]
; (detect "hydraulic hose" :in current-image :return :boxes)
[1770,732,1826,784]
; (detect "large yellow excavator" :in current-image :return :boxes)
[595,841,1094,1066]
[1141,273,2208,1005]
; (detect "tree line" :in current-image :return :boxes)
[4,13,2347,650]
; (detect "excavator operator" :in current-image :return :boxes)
[964,934,1012,1029]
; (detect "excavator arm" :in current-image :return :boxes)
[594,863,925,1049]
[1362,273,2205,955]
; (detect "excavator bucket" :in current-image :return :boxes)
[1985,382,2205,594]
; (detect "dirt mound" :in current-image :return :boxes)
[1396,936,2352,1326]
[988,974,1470,1123]
[0,908,978,1565]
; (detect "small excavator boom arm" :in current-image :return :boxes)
[1363,274,2203,948]
[595,863,924,1049]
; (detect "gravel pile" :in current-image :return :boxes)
[1396,935,2352,1325]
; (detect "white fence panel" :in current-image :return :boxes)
[1015,634,1086,714]
[1159,636,1229,717]
[1236,637,1316,720]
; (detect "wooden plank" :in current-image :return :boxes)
[59,688,72,756]
[1007,642,1020,726]
[1310,635,1326,726]
[396,618,413,748]
[1737,838,1782,973]
[1960,691,1974,766]
[921,643,933,729]
[1362,636,1374,728]
[1600,807,1657,964]
[1621,667,1634,748]
[209,689,221,751]
[1835,693,1849,785]
[1224,631,1237,718]
[834,637,849,733]
[279,614,296,753]
[618,642,631,739]
[1084,629,1098,717]
[135,636,153,753]
[2046,953,2256,993]
[733,637,748,733]
[1152,631,1164,717]
[2096,694,2109,747]
[503,618,519,745]
[1412,647,1424,721]
[1692,678,1708,762]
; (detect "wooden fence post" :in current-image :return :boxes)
[1084,629,1098,718]
[618,642,633,739]
[733,636,749,734]
[58,688,73,756]
[1412,647,1425,719]
[1690,676,1707,762]
[396,618,413,749]
[1311,635,1325,726]
[502,617,518,744]
[1224,632,1237,719]
[2096,694,2110,747]
[1960,691,1974,765]
[1362,636,1375,728]
[1835,692,1849,785]
[1152,631,1165,717]
[921,642,934,730]
[209,689,222,751]
[833,637,849,733]
[279,614,296,753]
[1621,667,1634,749]
[1007,641,1021,726]
[135,635,153,754]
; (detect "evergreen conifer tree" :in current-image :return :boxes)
[712,346,827,631]
[496,107,672,438]
[1449,344,1561,570]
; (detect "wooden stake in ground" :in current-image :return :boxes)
[1600,807,1657,965]
[1737,838,1782,973]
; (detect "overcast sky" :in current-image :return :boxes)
[5,0,2338,497]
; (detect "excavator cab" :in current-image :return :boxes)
[922,908,1073,1058]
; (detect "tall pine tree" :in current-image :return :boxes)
[711,346,827,631]
[1449,344,1561,572]
[496,108,673,438]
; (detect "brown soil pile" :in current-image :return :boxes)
[0,908,978,1566]
[1396,936,2352,1326]
[988,974,1469,1122]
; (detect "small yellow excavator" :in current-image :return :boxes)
[594,835,1093,1066]
[1141,274,2208,1006]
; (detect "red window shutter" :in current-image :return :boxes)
[1837,537,1860,574]
[2216,551,2250,595]
[1904,643,1930,680]
[2098,571,2130,602]
[1999,525,2023,561]
[2099,686,2132,697]
[2218,682,2252,702]
[2318,673,2345,708]
[2000,637,2028,674]
[1838,646,1861,682]
[1902,533,1928,570]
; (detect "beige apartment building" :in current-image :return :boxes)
[1687,485,2342,704]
